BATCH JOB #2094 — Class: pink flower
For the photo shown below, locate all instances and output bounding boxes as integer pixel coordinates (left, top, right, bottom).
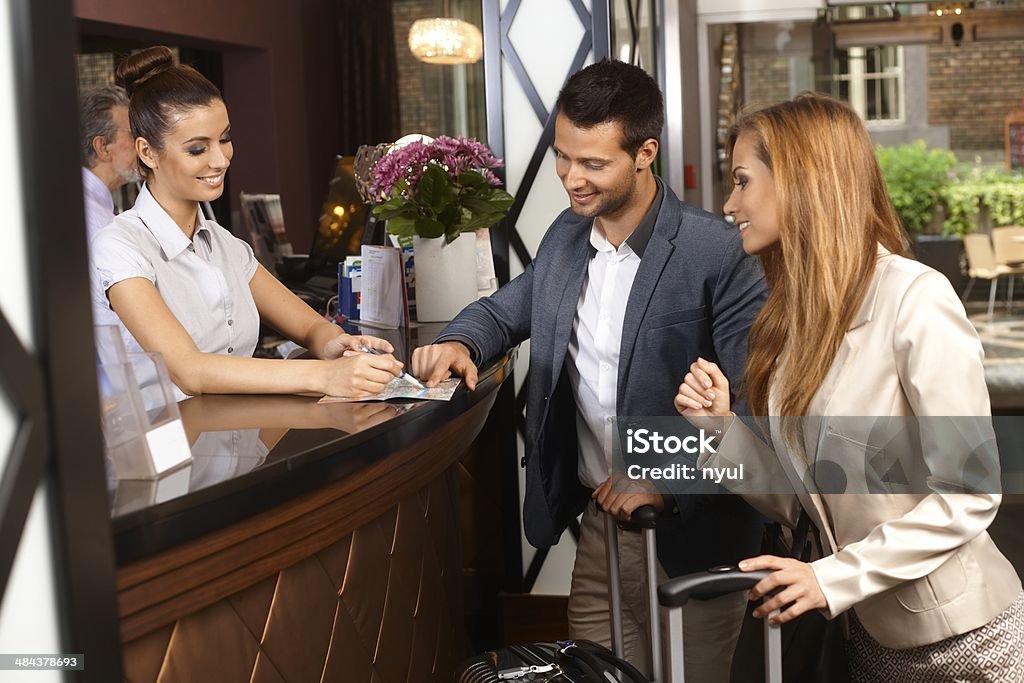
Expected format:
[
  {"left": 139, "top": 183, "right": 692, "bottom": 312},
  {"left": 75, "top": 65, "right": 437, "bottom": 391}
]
[{"left": 370, "top": 136, "right": 505, "bottom": 198}]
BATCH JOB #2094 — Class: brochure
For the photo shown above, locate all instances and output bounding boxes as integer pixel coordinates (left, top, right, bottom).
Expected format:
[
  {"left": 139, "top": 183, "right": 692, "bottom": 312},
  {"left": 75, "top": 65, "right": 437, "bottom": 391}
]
[{"left": 318, "top": 377, "right": 461, "bottom": 404}]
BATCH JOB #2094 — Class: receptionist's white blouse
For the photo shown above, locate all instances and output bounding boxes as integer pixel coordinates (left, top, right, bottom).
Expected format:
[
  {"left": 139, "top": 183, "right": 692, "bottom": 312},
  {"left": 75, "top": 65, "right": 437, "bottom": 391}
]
[{"left": 90, "top": 183, "right": 260, "bottom": 398}]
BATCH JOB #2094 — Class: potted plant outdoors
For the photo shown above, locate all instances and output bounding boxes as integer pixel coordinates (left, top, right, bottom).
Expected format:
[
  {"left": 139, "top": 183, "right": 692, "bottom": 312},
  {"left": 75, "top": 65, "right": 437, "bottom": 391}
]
[
  {"left": 876, "top": 141, "right": 962, "bottom": 291},
  {"left": 368, "top": 136, "right": 514, "bottom": 322},
  {"left": 942, "top": 167, "right": 1024, "bottom": 237}
]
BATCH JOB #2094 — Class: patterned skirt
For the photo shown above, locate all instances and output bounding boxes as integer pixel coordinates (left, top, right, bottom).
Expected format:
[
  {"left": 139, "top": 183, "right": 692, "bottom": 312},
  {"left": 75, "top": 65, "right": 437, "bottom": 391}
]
[{"left": 847, "top": 591, "right": 1024, "bottom": 682}]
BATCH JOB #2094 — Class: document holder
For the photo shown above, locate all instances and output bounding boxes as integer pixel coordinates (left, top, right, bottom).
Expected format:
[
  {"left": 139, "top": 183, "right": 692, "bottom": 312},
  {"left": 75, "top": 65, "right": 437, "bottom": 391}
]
[{"left": 95, "top": 326, "right": 192, "bottom": 480}]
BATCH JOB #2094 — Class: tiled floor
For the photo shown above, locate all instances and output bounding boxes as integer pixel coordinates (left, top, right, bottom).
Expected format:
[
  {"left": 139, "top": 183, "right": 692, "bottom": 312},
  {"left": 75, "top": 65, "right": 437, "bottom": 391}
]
[
  {"left": 962, "top": 300, "right": 1024, "bottom": 574},
  {"left": 958, "top": 301, "right": 1024, "bottom": 577},
  {"left": 966, "top": 300, "right": 1024, "bottom": 411}
]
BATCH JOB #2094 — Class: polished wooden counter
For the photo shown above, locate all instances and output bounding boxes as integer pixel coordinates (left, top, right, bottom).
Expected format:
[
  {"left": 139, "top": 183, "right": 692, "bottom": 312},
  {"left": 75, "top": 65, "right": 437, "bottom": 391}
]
[{"left": 112, "top": 348, "right": 513, "bottom": 683}]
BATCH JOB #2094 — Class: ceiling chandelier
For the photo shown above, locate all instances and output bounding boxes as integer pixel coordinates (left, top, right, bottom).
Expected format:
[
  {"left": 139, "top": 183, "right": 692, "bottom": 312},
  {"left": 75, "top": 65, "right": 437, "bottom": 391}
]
[{"left": 408, "top": 18, "right": 483, "bottom": 65}]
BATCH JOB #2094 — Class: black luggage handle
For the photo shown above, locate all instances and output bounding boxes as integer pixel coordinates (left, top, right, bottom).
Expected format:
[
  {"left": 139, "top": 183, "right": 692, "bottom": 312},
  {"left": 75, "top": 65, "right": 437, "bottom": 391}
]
[
  {"left": 604, "top": 503, "right": 661, "bottom": 677},
  {"left": 616, "top": 503, "right": 659, "bottom": 531},
  {"left": 659, "top": 567, "right": 782, "bottom": 683},
  {"left": 658, "top": 566, "right": 773, "bottom": 608}
]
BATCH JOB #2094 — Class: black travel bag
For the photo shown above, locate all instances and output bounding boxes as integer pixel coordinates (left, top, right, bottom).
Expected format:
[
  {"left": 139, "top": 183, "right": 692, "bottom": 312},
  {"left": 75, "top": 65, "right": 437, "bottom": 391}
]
[
  {"left": 456, "top": 507, "right": 787, "bottom": 683},
  {"left": 455, "top": 507, "right": 661, "bottom": 682}
]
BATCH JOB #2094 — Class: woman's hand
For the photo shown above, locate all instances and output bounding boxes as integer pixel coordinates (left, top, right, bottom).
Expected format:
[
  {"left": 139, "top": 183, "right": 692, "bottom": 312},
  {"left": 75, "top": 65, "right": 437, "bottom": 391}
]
[
  {"left": 322, "top": 332, "right": 393, "bottom": 360},
  {"left": 740, "top": 555, "right": 828, "bottom": 625},
  {"left": 674, "top": 357, "right": 732, "bottom": 418},
  {"left": 322, "top": 352, "right": 403, "bottom": 397}
]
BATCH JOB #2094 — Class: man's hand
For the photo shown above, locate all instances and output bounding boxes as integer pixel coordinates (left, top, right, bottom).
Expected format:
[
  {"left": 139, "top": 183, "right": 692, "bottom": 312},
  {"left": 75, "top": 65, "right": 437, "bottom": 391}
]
[
  {"left": 411, "top": 341, "right": 478, "bottom": 390},
  {"left": 592, "top": 475, "right": 665, "bottom": 522},
  {"left": 740, "top": 555, "right": 829, "bottom": 625}
]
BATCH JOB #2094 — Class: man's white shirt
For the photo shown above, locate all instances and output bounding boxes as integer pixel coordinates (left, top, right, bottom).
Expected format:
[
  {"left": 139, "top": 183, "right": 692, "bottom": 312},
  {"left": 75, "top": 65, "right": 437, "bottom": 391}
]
[
  {"left": 566, "top": 226, "right": 642, "bottom": 489},
  {"left": 82, "top": 167, "right": 115, "bottom": 245}
]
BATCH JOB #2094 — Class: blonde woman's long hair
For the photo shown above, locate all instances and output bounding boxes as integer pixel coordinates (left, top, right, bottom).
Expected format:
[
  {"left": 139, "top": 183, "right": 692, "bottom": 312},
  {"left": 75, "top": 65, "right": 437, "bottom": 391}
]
[{"left": 729, "top": 94, "right": 909, "bottom": 419}]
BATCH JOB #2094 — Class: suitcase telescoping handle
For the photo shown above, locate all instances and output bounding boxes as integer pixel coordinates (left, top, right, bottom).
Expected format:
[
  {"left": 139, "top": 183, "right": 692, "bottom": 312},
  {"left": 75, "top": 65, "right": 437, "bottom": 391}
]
[
  {"left": 658, "top": 566, "right": 783, "bottom": 683},
  {"left": 604, "top": 505, "right": 662, "bottom": 681}
]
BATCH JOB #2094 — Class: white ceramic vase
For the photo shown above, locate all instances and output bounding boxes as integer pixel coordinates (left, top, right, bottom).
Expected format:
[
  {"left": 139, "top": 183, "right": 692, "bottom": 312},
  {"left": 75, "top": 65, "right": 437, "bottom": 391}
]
[{"left": 412, "top": 233, "right": 479, "bottom": 322}]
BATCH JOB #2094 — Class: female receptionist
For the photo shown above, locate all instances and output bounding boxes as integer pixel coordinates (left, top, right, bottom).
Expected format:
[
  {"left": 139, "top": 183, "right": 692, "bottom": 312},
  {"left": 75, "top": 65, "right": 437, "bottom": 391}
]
[{"left": 90, "top": 46, "right": 401, "bottom": 398}]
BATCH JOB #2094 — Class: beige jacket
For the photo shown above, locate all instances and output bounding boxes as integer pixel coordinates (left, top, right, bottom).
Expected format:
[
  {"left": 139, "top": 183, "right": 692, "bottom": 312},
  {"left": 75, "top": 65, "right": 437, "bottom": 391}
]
[{"left": 710, "top": 251, "right": 1020, "bottom": 649}]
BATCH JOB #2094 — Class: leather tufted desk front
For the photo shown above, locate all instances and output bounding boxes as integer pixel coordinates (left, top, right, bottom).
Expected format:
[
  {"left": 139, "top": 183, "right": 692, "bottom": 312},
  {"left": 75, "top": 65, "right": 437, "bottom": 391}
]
[{"left": 111, "top": 349, "right": 514, "bottom": 683}]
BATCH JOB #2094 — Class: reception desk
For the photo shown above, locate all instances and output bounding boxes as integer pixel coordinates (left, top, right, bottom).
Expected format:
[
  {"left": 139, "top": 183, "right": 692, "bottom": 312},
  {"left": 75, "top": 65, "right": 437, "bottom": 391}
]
[{"left": 111, "top": 349, "right": 514, "bottom": 682}]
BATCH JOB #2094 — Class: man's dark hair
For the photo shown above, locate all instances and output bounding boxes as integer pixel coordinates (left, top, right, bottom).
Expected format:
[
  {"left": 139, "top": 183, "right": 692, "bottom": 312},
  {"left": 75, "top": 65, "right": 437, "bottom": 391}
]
[{"left": 555, "top": 59, "right": 664, "bottom": 157}]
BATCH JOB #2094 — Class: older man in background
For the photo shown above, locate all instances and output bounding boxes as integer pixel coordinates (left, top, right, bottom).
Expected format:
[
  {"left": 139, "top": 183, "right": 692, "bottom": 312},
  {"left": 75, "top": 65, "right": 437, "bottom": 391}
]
[{"left": 79, "top": 85, "right": 139, "bottom": 242}]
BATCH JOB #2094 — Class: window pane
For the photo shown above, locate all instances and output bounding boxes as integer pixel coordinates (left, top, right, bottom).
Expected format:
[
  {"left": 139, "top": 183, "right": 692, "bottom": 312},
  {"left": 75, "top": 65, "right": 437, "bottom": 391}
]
[
  {"left": 834, "top": 49, "right": 850, "bottom": 73},
  {"left": 837, "top": 79, "right": 850, "bottom": 101}
]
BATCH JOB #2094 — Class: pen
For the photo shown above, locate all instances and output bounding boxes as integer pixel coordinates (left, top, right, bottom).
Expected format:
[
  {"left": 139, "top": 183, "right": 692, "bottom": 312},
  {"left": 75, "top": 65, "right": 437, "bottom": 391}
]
[{"left": 358, "top": 347, "right": 426, "bottom": 389}]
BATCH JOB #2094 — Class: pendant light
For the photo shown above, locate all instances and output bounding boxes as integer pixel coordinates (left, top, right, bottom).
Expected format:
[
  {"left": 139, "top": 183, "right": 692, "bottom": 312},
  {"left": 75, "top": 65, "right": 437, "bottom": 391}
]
[{"left": 408, "top": 17, "right": 483, "bottom": 65}]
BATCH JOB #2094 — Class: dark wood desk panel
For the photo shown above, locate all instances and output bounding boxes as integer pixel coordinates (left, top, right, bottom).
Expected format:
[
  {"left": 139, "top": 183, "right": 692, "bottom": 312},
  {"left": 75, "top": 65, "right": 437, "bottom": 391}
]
[{"left": 114, "top": 353, "right": 513, "bottom": 682}]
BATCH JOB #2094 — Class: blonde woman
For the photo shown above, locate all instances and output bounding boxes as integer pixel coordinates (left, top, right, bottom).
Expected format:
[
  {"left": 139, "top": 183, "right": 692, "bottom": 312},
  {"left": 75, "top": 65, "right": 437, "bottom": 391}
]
[{"left": 675, "top": 94, "right": 1024, "bottom": 681}]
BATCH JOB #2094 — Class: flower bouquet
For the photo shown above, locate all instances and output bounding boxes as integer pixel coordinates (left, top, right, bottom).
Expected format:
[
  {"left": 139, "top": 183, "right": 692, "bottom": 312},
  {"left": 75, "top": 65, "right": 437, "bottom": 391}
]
[{"left": 366, "top": 136, "right": 514, "bottom": 243}]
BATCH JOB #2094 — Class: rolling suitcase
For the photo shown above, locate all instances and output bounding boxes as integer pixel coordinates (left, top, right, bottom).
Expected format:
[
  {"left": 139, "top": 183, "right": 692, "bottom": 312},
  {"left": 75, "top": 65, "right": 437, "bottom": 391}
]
[
  {"left": 455, "top": 506, "right": 662, "bottom": 683},
  {"left": 457, "top": 506, "right": 785, "bottom": 683},
  {"left": 608, "top": 507, "right": 785, "bottom": 683},
  {"left": 656, "top": 566, "right": 783, "bottom": 683}
]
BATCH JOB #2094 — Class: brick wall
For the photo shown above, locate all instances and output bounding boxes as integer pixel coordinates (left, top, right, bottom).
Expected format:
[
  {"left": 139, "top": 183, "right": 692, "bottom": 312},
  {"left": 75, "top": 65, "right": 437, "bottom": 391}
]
[
  {"left": 392, "top": 0, "right": 446, "bottom": 138},
  {"left": 744, "top": 55, "right": 791, "bottom": 110},
  {"left": 929, "top": 40, "right": 1024, "bottom": 153},
  {"left": 76, "top": 52, "right": 114, "bottom": 90}
]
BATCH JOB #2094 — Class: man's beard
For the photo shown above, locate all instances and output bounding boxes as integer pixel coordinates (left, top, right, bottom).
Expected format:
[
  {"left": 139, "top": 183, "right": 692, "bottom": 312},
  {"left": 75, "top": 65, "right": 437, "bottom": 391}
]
[
  {"left": 117, "top": 163, "right": 142, "bottom": 185},
  {"left": 569, "top": 175, "right": 635, "bottom": 219}
]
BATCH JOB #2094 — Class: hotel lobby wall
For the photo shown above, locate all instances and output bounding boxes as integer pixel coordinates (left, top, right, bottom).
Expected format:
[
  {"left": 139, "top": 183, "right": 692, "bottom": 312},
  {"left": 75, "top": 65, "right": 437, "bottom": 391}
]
[{"left": 72, "top": 0, "right": 346, "bottom": 254}]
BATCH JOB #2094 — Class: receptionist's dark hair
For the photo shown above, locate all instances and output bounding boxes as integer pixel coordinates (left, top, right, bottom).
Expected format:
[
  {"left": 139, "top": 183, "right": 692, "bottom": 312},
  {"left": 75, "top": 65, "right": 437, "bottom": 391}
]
[
  {"left": 555, "top": 59, "right": 664, "bottom": 157},
  {"left": 114, "top": 46, "right": 223, "bottom": 178}
]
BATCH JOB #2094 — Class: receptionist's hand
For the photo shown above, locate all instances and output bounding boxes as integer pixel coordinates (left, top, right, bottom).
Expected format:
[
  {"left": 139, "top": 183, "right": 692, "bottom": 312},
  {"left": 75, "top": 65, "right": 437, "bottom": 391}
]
[
  {"left": 323, "top": 352, "right": 403, "bottom": 397},
  {"left": 412, "top": 342, "right": 478, "bottom": 390},
  {"left": 323, "top": 332, "right": 394, "bottom": 360},
  {"left": 675, "top": 357, "right": 732, "bottom": 420}
]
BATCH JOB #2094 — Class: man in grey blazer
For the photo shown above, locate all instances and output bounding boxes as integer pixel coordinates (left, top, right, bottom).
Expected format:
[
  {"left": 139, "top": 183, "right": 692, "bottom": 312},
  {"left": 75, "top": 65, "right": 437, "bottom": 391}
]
[{"left": 413, "top": 60, "right": 766, "bottom": 679}]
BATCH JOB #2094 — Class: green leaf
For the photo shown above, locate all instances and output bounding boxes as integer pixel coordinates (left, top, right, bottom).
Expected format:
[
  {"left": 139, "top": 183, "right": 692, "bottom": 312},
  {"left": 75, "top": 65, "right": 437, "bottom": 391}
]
[
  {"left": 461, "top": 192, "right": 514, "bottom": 214},
  {"left": 445, "top": 224, "right": 462, "bottom": 244},
  {"left": 418, "top": 164, "right": 457, "bottom": 213},
  {"left": 374, "top": 202, "right": 416, "bottom": 221},
  {"left": 460, "top": 211, "right": 506, "bottom": 231},
  {"left": 457, "top": 170, "right": 489, "bottom": 188},
  {"left": 438, "top": 205, "right": 463, "bottom": 229},
  {"left": 414, "top": 217, "right": 446, "bottom": 239},
  {"left": 385, "top": 215, "right": 417, "bottom": 238},
  {"left": 490, "top": 190, "right": 515, "bottom": 211}
]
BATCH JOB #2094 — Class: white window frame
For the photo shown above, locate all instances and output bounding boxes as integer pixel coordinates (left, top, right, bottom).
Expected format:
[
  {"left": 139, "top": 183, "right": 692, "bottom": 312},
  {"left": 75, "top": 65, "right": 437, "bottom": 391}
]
[
  {"left": 827, "top": 44, "right": 906, "bottom": 125},
  {"left": 825, "top": 5, "right": 906, "bottom": 125}
]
